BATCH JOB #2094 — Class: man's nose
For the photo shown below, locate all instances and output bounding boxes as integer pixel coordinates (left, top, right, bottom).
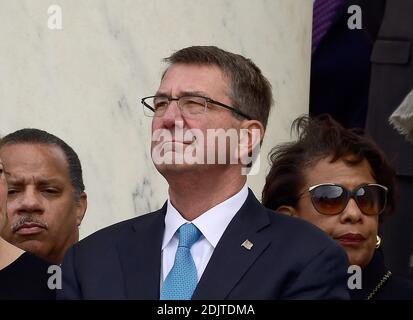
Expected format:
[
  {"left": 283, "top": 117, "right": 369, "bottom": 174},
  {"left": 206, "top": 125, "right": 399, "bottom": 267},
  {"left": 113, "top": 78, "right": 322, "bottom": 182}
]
[
  {"left": 161, "top": 100, "right": 184, "bottom": 128},
  {"left": 15, "top": 189, "right": 44, "bottom": 214}
]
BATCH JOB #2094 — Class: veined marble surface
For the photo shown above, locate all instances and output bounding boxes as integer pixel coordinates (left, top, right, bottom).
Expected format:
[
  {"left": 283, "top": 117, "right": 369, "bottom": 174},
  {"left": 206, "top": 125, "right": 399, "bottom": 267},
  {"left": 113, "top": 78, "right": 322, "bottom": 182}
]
[{"left": 0, "top": 0, "right": 312, "bottom": 238}]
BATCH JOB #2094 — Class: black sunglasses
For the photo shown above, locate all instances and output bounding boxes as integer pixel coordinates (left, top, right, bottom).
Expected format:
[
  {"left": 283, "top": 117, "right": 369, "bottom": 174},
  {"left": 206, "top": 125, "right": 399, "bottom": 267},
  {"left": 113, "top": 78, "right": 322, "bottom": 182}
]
[{"left": 302, "top": 183, "right": 388, "bottom": 216}]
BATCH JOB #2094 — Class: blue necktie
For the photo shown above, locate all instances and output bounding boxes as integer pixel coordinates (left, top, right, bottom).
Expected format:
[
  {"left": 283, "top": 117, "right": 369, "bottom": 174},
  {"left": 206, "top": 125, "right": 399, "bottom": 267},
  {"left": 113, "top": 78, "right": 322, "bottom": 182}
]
[{"left": 160, "top": 223, "right": 201, "bottom": 300}]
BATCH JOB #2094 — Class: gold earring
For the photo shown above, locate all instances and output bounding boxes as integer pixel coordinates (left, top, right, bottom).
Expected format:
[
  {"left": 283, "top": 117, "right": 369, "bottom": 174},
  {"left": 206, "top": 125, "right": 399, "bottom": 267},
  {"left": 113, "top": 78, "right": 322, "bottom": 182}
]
[{"left": 375, "top": 235, "right": 381, "bottom": 249}]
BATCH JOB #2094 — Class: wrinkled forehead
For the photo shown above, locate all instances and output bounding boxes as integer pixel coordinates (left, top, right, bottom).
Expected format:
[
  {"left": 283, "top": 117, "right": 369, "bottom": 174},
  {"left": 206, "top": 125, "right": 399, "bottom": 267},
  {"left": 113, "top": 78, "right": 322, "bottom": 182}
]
[
  {"left": 0, "top": 143, "right": 70, "bottom": 182},
  {"left": 158, "top": 63, "right": 230, "bottom": 97},
  {"left": 161, "top": 62, "right": 228, "bottom": 79}
]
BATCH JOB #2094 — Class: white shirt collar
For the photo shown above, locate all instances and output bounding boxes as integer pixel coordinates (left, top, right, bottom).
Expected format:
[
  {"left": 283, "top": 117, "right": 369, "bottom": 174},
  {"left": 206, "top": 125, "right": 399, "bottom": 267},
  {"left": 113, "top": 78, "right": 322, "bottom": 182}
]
[{"left": 162, "top": 183, "right": 249, "bottom": 250}]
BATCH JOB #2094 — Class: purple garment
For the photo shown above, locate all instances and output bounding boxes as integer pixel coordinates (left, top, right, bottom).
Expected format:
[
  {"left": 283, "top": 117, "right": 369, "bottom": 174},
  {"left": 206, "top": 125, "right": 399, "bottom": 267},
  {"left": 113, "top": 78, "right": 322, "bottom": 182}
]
[{"left": 312, "top": 0, "right": 344, "bottom": 54}]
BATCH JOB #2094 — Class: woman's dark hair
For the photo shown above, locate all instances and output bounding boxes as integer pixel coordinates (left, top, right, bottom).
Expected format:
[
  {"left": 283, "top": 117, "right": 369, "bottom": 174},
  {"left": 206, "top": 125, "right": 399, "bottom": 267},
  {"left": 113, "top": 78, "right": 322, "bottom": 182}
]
[{"left": 262, "top": 115, "right": 397, "bottom": 222}]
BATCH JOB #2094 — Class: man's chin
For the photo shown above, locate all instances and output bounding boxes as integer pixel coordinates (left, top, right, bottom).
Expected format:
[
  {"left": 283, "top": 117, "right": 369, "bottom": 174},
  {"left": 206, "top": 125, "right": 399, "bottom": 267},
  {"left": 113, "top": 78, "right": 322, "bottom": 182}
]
[
  {"left": 156, "top": 160, "right": 216, "bottom": 178},
  {"left": 11, "top": 238, "right": 49, "bottom": 257},
  {"left": 156, "top": 162, "right": 199, "bottom": 173}
]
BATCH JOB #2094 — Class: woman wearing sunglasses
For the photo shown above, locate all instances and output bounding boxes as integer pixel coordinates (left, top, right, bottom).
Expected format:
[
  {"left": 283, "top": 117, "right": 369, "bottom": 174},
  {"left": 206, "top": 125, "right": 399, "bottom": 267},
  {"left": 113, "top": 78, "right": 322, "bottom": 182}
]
[{"left": 262, "top": 115, "right": 413, "bottom": 300}]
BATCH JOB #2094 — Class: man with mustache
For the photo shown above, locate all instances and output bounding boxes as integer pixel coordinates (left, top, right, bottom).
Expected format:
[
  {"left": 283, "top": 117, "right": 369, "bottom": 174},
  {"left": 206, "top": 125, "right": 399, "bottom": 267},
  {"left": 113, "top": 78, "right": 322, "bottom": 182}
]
[
  {"left": 0, "top": 129, "right": 87, "bottom": 264},
  {"left": 0, "top": 156, "right": 55, "bottom": 299},
  {"left": 59, "top": 46, "right": 349, "bottom": 299}
]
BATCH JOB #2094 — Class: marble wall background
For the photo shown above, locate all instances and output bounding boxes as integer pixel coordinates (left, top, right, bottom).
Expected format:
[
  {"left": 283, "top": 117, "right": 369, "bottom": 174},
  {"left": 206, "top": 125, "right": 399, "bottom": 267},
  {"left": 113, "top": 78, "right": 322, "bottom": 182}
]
[{"left": 0, "top": 0, "right": 312, "bottom": 238}]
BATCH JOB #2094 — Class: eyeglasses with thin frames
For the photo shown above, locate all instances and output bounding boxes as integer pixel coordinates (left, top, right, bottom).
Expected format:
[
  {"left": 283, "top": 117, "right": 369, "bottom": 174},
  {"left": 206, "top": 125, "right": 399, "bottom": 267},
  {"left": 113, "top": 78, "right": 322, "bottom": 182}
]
[{"left": 141, "top": 95, "right": 252, "bottom": 120}]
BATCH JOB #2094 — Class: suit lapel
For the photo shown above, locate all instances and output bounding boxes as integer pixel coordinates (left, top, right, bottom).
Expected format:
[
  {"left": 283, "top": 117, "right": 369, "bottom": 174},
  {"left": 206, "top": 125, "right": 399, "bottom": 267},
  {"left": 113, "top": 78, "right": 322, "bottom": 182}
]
[
  {"left": 116, "top": 205, "right": 166, "bottom": 299},
  {"left": 192, "top": 190, "right": 271, "bottom": 300}
]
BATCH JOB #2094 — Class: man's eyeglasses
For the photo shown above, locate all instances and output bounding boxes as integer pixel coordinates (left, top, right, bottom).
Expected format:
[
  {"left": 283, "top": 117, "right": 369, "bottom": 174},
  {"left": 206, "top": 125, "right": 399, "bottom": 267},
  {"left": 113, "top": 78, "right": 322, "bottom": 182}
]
[
  {"left": 141, "top": 95, "right": 252, "bottom": 120},
  {"left": 302, "top": 183, "right": 388, "bottom": 216}
]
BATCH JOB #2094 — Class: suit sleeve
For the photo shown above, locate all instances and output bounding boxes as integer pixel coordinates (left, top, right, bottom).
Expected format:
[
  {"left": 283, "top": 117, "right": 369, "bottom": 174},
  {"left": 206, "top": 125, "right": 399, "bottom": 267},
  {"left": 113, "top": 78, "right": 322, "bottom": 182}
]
[
  {"left": 57, "top": 246, "right": 83, "bottom": 300},
  {"left": 282, "top": 242, "right": 350, "bottom": 300}
]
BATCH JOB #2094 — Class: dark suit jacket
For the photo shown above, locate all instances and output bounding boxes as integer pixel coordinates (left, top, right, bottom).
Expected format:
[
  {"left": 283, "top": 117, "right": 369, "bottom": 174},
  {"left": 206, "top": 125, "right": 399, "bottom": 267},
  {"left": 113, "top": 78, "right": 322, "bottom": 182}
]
[
  {"left": 364, "top": 0, "right": 413, "bottom": 176},
  {"left": 58, "top": 190, "right": 350, "bottom": 300}
]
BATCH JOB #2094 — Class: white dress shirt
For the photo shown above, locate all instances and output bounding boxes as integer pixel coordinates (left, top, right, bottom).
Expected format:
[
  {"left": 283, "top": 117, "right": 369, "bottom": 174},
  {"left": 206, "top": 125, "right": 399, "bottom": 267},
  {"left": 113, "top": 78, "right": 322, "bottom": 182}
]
[{"left": 161, "top": 183, "right": 249, "bottom": 286}]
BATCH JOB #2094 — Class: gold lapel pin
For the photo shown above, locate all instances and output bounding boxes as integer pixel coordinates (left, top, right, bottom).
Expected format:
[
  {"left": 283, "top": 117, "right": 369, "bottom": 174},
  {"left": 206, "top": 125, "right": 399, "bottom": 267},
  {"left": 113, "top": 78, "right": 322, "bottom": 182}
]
[{"left": 241, "top": 239, "right": 253, "bottom": 250}]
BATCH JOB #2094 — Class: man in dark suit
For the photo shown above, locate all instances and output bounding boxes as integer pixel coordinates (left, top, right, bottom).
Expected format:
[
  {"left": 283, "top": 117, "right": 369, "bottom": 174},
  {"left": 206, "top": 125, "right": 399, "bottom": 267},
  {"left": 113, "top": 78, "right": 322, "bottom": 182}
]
[
  {"left": 59, "top": 46, "right": 349, "bottom": 300},
  {"left": 363, "top": 0, "right": 413, "bottom": 279}
]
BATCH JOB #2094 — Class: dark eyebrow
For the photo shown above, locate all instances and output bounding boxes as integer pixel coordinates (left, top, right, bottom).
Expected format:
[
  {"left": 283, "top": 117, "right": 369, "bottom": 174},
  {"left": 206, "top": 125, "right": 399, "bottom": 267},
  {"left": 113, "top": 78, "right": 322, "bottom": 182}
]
[
  {"left": 179, "top": 91, "right": 209, "bottom": 97},
  {"left": 6, "top": 176, "right": 63, "bottom": 186},
  {"left": 4, "top": 176, "right": 24, "bottom": 184},
  {"left": 36, "top": 178, "right": 63, "bottom": 186}
]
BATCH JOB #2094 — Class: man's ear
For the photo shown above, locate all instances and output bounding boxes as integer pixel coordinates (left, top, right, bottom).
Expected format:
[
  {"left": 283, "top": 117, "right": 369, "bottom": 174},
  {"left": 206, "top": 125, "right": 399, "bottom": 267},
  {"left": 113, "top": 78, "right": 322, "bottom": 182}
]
[
  {"left": 238, "top": 120, "right": 265, "bottom": 165},
  {"left": 76, "top": 192, "right": 87, "bottom": 226},
  {"left": 276, "top": 205, "right": 298, "bottom": 217}
]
